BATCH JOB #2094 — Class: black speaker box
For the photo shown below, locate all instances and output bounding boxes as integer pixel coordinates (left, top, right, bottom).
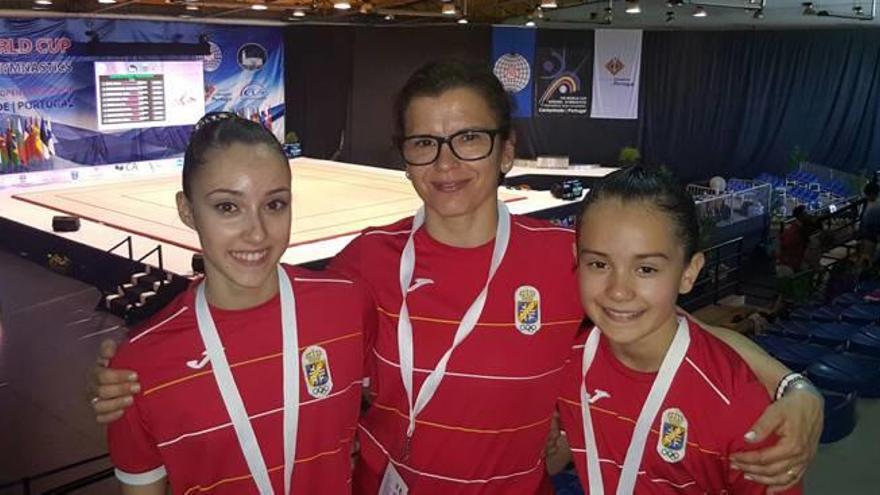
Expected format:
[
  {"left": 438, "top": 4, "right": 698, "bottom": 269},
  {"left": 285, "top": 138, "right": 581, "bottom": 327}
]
[
  {"left": 192, "top": 254, "right": 205, "bottom": 273},
  {"left": 52, "top": 215, "right": 80, "bottom": 232}
]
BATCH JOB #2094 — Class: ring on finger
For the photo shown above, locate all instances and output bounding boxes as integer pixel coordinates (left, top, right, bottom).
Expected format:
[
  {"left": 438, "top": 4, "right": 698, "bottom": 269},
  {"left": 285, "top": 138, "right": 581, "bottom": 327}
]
[
  {"left": 786, "top": 467, "right": 798, "bottom": 478},
  {"left": 90, "top": 396, "right": 100, "bottom": 405}
]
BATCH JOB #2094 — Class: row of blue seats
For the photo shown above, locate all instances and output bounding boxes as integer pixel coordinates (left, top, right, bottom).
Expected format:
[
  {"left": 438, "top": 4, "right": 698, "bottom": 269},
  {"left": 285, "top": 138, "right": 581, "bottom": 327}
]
[
  {"left": 755, "top": 172, "right": 852, "bottom": 197},
  {"left": 754, "top": 289, "right": 880, "bottom": 443}
]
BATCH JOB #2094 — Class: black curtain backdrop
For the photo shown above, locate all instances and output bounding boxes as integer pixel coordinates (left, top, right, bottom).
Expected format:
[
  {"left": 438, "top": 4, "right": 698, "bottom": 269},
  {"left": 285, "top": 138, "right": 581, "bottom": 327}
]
[
  {"left": 284, "top": 26, "right": 354, "bottom": 159},
  {"left": 640, "top": 29, "right": 880, "bottom": 181},
  {"left": 346, "top": 26, "right": 491, "bottom": 169},
  {"left": 285, "top": 27, "right": 880, "bottom": 180}
]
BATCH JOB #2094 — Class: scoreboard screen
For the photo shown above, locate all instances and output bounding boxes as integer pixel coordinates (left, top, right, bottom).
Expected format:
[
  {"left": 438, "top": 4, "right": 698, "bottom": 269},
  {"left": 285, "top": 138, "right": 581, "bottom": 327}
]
[{"left": 95, "top": 60, "right": 205, "bottom": 132}]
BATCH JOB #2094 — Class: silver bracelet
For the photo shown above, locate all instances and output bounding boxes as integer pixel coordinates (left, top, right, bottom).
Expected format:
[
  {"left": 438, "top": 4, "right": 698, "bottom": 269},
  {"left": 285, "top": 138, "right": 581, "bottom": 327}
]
[{"left": 775, "top": 372, "right": 822, "bottom": 401}]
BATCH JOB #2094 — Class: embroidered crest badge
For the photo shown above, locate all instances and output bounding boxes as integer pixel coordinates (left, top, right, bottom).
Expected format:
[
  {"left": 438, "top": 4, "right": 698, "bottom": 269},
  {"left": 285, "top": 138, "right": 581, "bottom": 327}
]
[
  {"left": 301, "top": 345, "right": 333, "bottom": 399},
  {"left": 657, "top": 407, "right": 688, "bottom": 463},
  {"left": 515, "top": 285, "right": 541, "bottom": 335}
]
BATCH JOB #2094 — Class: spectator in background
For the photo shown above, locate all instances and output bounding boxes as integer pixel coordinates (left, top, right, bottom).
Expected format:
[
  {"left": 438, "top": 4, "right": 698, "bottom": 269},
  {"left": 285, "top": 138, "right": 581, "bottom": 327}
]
[
  {"left": 858, "top": 179, "right": 880, "bottom": 268},
  {"left": 777, "top": 205, "right": 815, "bottom": 275}
]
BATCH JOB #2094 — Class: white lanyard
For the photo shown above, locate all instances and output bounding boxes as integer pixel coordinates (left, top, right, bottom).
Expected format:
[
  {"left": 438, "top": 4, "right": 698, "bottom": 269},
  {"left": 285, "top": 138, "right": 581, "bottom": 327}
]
[
  {"left": 195, "top": 265, "right": 299, "bottom": 495},
  {"left": 580, "top": 316, "right": 690, "bottom": 495},
  {"left": 396, "top": 201, "right": 511, "bottom": 455}
]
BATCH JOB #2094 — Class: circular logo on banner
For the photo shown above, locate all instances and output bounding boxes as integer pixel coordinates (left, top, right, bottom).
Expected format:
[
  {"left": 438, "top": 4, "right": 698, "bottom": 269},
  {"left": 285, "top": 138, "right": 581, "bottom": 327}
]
[
  {"left": 237, "top": 43, "right": 267, "bottom": 71},
  {"left": 493, "top": 53, "right": 531, "bottom": 93},
  {"left": 240, "top": 83, "right": 267, "bottom": 99},
  {"left": 203, "top": 41, "right": 223, "bottom": 72}
]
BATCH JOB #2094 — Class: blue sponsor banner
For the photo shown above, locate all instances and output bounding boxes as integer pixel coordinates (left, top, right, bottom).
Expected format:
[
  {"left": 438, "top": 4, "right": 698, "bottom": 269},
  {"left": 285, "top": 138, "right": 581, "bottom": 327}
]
[
  {"left": 491, "top": 27, "right": 535, "bottom": 119},
  {"left": 0, "top": 17, "right": 284, "bottom": 176}
]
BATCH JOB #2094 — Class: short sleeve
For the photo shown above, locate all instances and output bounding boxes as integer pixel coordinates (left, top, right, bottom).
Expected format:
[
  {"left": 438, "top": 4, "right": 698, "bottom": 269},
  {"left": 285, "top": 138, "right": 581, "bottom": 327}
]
[{"left": 107, "top": 394, "right": 167, "bottom": 486}]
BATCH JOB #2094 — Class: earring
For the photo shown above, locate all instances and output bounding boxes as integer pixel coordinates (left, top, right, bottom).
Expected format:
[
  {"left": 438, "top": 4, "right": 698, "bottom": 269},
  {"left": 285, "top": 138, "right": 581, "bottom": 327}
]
[{"left": 405, "top": 171, "right": 412, "bottom": 180}]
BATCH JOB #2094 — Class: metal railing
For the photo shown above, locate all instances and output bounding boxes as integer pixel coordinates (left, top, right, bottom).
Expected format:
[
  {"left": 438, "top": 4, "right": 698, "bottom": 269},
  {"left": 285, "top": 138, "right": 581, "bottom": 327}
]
[
  {"left": 681, "top": 236, "right": 745, "bottom": 310},
  {"left": 106, "top": 235, "right": 133, "bottom": 260}
]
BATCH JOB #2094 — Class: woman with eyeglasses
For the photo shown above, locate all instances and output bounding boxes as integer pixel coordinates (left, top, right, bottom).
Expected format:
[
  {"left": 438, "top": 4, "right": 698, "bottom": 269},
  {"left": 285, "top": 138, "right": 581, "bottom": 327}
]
[{"left": 93, "top": 61, "right": 821, "bottom": 494}]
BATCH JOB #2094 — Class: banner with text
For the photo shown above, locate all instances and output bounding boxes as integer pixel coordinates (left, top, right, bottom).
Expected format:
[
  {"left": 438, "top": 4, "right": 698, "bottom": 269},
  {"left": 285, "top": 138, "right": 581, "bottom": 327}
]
[
  {"left": 535, "top": 30, "right": 591, "bottom": 116},
  {"left": 591, "top": 29, "right": 642, "bottom": 120},
  {"left": 0, "top": 17, "right": 284, "bottom": 184}
]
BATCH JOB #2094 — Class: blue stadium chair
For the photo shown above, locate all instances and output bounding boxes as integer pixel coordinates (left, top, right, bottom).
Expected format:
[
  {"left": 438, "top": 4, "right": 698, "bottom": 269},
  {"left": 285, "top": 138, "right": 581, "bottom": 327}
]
[
  {"left": 809, "top": 322, "right": 861, "bottom": 348},
  {"left": 841, "top": 304, "right": 880, "bottom": 325},
  {"left": 551, "top": 467, "right": 583, "bottom": 495},
  {"left": 854, "top": 280, "right": 880, "bottom": 294},
  {"left": 807, "top": 353, "right": 880, "bottom": 397},
  {"left": 767, "top": 320, "right": 813, "bottom": 341},
  {"left": 789, "top": 307, "right": 816, "bottom": 321},
  {"left": 820, "top": 391, "right": 858, "bottom": 444},
  {"left": 848, "top": 326, "right": 880, "bottom": 358},
  {"left": 833, "top": 292, "right": 864, "bottom": 307},
  {"left": 810, "top": 307, "right": 841, "bottom": 323},
  {"left": 753, "top": 335, "right": 802, "bottom": 355},
  {"left": 773, "top": 342, "right": 834, "bottom": 372}
]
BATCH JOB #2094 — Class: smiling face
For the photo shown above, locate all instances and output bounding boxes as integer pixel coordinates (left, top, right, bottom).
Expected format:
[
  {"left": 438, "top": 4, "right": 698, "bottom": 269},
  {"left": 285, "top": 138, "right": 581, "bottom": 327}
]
[
  {"left": 402, "top": 87, "right": 515, "bottom": 232},
  {"left": 577, "top": 198, "right": 704, "bottom": 369},
  {"left": 177, "top": 141, "right": 291, "bottom": 309}
]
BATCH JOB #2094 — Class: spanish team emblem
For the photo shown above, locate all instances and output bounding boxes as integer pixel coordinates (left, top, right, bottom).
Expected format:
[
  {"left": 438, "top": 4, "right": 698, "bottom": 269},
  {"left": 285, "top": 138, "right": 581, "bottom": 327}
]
[
  {"left": 301, "top": 345, "right": 333, "bottom": 399},
  {"left": 514, "top": 285, "right": 541, "bottom": 335},
  {"left": 657, "top": 407, "right": 688, "bottom": 463}
]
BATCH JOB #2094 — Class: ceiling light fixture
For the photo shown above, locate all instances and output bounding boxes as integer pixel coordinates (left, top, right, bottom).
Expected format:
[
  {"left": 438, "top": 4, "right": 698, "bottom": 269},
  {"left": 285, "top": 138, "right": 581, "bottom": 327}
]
[
  {"left": 441, "top": 3, "right": 457, "bottom": 15},
  {"left": 384, "top": 14, "right": 394, "bottom": 20},
  {"left": 333, "top": 0, "right": 352, "bottom": 10},
  {"left": 359, "top": 2, "right": 374, "bottom": 14},
  {"left": 625, "top": 0, "right": 641, "bottom": 14},
  {"left": 251, "top": 2, "right": 268, "bottom": 11},
  {"left": 186, "top": 4, "right": 199, "bottom": 11},
  {"left": 458, "top": 17, "right": 468, "bottom": 24},
  {"left": 293, "top": 8, "right": 306, "bottom": 16},
  {"left": 35, "top": 0, "right": 53, "bottom": 5},
  {"left": 541, "top": 0, "right": 558, "bottom": 8},
  {"left": 97, "top": 0, "right": 117, "bottom": 4},
  {"left": 692, "top": 5, "right": 707, "bottom": 17},
  {"left": 525, "top": 19, "right": 536, "bottom": 26}
]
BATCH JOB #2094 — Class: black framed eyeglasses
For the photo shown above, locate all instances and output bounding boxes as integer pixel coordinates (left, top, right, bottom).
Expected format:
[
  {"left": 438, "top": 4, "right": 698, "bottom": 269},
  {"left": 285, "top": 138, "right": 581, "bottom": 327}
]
[{"left": 399, "top": 128, "right": 501, "bottom": 166}]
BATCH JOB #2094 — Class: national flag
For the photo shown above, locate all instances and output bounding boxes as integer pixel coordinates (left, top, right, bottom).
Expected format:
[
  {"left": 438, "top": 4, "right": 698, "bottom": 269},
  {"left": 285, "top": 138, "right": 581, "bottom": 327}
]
[
  {"left": 32, "top": 119, "right": 49, "bottom": 161},
  {"left": 40, "top": 117, "right": 48, "bottom": 145},
  {"left": 263, "top": 108, "right": 273, "bottom": 131},
  {"left": 7, "top": 124, "right": 20, "bottom": 166},
  {"left": 15, "top": 118, "right": 28, "bottom": 166},
  {"left": 0, "top": 132, "right": 7, "bottom": 170},
  {"left": 45, "top": 119, "right": 56, "bottom": 156}
]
